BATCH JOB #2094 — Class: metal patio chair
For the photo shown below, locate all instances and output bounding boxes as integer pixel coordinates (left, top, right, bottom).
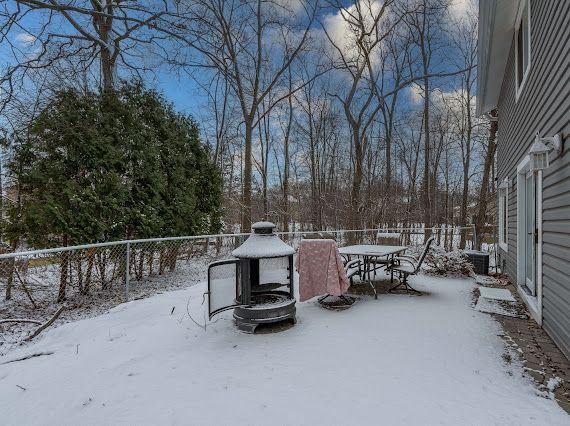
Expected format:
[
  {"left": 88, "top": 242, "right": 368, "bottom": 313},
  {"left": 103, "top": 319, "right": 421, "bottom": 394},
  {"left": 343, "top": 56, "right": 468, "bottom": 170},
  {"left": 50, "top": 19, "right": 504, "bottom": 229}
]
[
  {"left": 318, "top": 256, "right": 363, "bottom": 309},
  {"left": 388, "top": 236, "right": 435, "bottom": 294},
  {"left": 366, "top": 232, "right": 403, "bottom": 278}
]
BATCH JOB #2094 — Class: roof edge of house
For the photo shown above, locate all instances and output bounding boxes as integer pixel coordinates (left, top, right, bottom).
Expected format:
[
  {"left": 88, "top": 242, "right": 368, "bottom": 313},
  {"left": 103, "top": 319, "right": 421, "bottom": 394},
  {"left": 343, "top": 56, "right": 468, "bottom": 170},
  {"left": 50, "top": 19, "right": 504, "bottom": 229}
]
[{"left": 477, "top": 0, "right": 520, "bottom": 116}]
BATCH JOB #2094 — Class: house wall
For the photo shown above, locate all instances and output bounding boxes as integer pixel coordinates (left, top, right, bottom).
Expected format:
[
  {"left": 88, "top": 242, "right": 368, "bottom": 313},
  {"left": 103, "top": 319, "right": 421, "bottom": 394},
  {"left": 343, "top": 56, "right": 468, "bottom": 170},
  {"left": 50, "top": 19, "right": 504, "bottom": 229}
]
[{"left": 496, "top": 0, "right": 570, "bottom": 359}]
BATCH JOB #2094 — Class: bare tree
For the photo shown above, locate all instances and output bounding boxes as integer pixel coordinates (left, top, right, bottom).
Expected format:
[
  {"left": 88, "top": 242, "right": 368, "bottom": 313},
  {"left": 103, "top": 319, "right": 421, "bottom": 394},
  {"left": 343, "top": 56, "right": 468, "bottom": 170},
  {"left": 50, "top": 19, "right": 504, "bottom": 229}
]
[
  {"left": 447, "top": 4, "right": 479, "bottom": 249},
  {"left": 281, "top": 67, "right": 294, "bottom": 232},
  {"left": 405, "top": 0, "right": 446, "bottom": 238},
  {"left": 377, "top": 30, "right": 413, "bottom": 225},
  {"left": 254, "top": 97, "right": 273, "bottom": 218},
  {"left": 1, "top": 0, "right": 193, "bottom": 110},
  {"left": 395, "top": 111, "right": 423, "bottom": 243},
  {"left": 322, "top": 0, "right": 404, "bottom": 230},
  {"left": 474, "top": 109, "right": 497, "bottom": 250},
  {"left": 183, "top": 0, "right": 319, "bottom": 231},
  {"left": 295, "top": 73, "right": 345, "bottom": 230}
]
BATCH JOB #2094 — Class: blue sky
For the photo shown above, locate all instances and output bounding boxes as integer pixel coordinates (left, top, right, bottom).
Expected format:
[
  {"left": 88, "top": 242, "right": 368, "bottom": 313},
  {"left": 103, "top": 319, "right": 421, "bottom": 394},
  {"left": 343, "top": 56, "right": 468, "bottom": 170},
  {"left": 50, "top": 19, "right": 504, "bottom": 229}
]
[
  {"left": 1, "top": 0, "right": 475, "bottom": 103},
  {"left": 154, "top": 69, "right": 204, "bottom": 117},
  {"left": 0, "top": 0, "right": 477, "bottom": 141}
]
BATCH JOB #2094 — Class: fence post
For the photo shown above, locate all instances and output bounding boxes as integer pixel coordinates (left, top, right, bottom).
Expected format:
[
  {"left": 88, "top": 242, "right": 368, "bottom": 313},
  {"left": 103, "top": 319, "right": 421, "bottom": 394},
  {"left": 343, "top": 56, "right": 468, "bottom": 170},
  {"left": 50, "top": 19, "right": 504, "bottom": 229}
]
[{"left": 125, "top": 242, "right": 131, "bottom": 301}]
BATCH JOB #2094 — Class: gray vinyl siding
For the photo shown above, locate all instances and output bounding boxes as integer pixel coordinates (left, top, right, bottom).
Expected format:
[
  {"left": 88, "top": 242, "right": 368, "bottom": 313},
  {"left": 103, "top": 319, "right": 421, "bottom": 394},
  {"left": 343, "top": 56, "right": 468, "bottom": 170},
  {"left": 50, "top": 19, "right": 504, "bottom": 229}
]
[{"left": 496, "top": 0, "right": 570, "bottom": 359}]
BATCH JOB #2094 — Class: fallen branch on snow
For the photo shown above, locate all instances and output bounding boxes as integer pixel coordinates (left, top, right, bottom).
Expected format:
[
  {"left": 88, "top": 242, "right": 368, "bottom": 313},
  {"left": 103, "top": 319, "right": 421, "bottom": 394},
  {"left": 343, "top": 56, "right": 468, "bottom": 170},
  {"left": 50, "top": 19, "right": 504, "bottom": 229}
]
[
  {"left": 25, "top": 306, "right": 65, "bottom": 342},
  {"left": 0, "top": 319, "right": 42, "bottom": 325},
  {"left": 1, "top": 351, "right": 54, "bottom": 365}
]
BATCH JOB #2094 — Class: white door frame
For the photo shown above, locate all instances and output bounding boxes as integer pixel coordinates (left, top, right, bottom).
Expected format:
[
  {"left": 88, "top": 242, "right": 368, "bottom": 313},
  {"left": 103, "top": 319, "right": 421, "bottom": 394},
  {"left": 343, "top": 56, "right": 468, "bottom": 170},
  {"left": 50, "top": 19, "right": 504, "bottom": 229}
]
[{"left": 516, "top": 156, "right": 543, "bottom": 324}]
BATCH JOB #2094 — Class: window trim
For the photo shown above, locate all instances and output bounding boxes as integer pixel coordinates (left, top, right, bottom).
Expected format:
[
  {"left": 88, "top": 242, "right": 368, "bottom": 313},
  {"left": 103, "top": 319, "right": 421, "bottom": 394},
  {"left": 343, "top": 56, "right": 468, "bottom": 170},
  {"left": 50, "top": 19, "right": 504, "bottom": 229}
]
[
  {"left": 498, "top": 178, "right": 509, "bottom": 252},
  {"left": 515, "top": 0, "right": 531, "bottom": 101}
]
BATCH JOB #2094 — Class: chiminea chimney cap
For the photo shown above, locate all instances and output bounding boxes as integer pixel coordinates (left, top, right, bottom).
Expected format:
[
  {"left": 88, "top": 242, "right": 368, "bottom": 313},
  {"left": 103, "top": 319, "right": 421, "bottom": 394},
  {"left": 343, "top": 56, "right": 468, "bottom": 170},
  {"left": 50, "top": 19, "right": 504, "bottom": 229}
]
[
  {"left": 252, "top": 221, "right": 276, "bottom": 234},
  {"left": 232, "top": 221, "right": 295, "bottom": 258}
]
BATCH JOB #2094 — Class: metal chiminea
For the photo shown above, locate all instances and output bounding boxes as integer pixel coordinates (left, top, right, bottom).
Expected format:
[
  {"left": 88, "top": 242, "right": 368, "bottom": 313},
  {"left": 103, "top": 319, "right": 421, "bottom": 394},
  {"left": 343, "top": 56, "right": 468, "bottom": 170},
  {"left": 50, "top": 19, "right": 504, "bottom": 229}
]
[{"left": 207, "top": 222, "right": 296, "bottom": 333}]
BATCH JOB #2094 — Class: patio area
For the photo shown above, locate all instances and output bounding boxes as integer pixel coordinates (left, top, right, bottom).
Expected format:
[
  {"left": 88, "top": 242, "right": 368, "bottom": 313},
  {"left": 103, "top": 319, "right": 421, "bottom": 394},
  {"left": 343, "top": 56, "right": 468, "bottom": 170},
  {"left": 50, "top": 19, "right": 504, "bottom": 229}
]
[{"left": 0, "top": 273, "right": 568, "bottom": 425}]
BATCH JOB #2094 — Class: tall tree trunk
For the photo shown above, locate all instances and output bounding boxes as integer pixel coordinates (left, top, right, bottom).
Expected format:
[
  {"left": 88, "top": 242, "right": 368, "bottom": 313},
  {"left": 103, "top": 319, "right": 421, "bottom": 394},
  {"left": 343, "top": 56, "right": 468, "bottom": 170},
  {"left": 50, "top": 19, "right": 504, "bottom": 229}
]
[
  {"left": 101, "top": 46, "right": 114, "bottom": 91},
  {"left": 241, "top": 121, "right": 253, "bottom": 231},
  {"left": 58, "top": 234, "right": 69, "bottom": 302},
  {"left": 350, "top": 129, "right": 364, "bottom": 233},
  {"left": 282, "top": 73, "right": 293, "bottom": 232},
  {"left": 93, "top": 0, "right": 115, "bottom": 91},
  {"left": 422, "top": 74, "right": 431, "bottom": 239},
  {"left": 459, "top": 159, "right": 470, "bottom": 249},
  {"left": 308, "top": 108, "right": 320, "bottom": 230},
  {"left": 474, "top": 109, "right": 498, "bottom": 250},
  {"left": 4, "top": 238, "right": 18, "bottom": 300},
  {"left": 282, "top": 130, "right": 290, "bottom": 231},
  {"left": 444, "top": 146, "right": 450, "bottom": 250},
  {"left": 460, "top": 77, "right": 474, "bottom": 249},
  {"left": 417, "top": 2, "right": 433, "bottom": 240}
]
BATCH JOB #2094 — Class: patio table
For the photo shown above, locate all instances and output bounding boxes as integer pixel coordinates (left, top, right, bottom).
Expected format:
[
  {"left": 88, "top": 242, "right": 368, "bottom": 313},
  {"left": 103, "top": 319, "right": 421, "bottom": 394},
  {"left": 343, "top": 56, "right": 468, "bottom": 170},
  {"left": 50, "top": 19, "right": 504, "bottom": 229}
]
[{"left": 338, "top": 245, "right": 407, "bottom": 298}]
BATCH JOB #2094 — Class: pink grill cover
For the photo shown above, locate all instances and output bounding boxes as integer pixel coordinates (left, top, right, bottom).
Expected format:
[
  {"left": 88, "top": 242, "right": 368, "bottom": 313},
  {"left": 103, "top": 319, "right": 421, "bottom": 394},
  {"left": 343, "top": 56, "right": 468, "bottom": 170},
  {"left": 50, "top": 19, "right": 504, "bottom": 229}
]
[{"left": 296, "top": 239, "right": 350, "bottom": 302}]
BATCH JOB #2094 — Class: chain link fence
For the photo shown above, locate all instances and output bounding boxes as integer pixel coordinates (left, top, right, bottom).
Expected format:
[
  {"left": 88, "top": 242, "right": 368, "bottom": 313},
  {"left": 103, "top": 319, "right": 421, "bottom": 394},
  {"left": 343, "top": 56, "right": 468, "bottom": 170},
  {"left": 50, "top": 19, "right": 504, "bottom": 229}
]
[
  {"left": 0, "top": 225, "right": 488, "bottom": 352},
  {"left": 0, "top": 225, "right": 484, "bottom": 304}
]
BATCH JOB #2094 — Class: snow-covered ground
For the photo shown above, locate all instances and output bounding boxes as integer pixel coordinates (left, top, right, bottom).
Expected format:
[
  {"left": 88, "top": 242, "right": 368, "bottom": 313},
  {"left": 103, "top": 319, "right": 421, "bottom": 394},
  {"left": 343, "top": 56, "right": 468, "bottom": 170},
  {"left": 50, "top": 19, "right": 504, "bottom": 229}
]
[{"left": 1, "top": 275, "right": 568, "bottom": 425}]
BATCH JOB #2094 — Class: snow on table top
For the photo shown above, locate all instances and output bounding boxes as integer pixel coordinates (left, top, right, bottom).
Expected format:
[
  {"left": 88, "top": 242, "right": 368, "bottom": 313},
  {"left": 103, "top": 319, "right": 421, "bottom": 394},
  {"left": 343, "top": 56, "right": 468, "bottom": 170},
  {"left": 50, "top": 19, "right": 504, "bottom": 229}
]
[
  {"left": 479, "top": 286, "right": 516, "bottom": 302},
  {"left": 1, "top": 276, "right": 568, "bottom": 425},
  {"left": 338, "top": 244, "right": 407, "bottom": 256}
]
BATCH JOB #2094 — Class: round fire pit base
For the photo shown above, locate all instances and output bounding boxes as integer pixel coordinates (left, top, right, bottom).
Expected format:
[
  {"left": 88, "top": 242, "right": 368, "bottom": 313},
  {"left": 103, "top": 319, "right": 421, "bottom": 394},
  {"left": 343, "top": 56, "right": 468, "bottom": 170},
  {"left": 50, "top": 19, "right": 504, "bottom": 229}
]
[{"left": 233, "top": 293, "right": 296, "bottom": 334}]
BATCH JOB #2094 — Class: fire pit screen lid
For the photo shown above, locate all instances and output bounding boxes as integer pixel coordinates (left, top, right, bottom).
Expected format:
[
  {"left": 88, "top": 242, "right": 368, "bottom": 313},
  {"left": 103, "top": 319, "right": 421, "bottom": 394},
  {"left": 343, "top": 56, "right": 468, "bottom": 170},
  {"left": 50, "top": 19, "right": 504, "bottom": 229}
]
[{"left": 232, "top": 221, "right": 295, "bottom": 259}]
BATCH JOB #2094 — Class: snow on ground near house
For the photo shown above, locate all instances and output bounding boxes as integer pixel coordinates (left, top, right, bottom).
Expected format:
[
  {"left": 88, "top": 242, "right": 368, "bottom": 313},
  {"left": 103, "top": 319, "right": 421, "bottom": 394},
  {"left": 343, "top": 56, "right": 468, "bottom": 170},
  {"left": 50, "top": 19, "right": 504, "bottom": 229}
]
[
  {"left": 478, "top": 286, "right": 516, "bottom": 302},
  {"left": 1, "top": 275, "right": 568, "bottom": 425},
  {"left": 474, "top": 296, "right": 525, "bottom": 319}
]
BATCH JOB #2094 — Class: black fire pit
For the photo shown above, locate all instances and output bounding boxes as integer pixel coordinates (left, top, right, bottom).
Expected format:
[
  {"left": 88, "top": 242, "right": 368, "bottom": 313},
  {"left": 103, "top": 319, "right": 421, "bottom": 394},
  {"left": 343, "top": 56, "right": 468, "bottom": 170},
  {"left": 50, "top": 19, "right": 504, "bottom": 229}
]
[{"left": 207, "top": 222, "right": 296, "bottom": 333}]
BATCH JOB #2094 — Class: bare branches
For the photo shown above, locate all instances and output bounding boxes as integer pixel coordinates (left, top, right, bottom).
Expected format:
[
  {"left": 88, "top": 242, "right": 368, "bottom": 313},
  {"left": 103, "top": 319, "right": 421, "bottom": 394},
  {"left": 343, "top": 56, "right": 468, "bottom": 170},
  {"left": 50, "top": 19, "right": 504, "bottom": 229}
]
[
  {"left": 183, "top": 0, "right": 319, "bottom": 230},
  {"left": 0, "top": 0, "right": 196, "bottom": 111},
  {"left": 24, "top": 306, "right": 64, "bottom": 341}
]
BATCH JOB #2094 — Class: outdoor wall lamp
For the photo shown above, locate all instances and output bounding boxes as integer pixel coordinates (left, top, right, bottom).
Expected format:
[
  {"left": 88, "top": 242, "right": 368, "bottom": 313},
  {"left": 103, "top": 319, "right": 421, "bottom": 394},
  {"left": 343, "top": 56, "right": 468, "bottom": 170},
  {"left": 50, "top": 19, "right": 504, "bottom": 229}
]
[{"left": 529, "top": 133, "right": 563, "bottom": 172}]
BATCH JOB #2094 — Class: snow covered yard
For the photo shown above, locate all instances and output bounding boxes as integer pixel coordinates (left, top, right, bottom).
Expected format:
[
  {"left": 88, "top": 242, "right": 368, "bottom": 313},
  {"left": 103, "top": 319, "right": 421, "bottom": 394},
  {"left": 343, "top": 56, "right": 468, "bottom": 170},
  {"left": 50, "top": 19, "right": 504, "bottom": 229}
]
[{"left": 0, "top": 275, "right": 568, "bottom": 425}]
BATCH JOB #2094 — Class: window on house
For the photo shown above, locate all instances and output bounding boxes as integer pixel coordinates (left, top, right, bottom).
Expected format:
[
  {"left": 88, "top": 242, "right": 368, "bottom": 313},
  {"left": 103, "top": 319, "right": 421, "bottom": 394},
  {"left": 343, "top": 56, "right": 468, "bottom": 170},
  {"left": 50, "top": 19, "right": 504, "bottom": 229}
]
[
  {"left": 498, "top": 185, "right": 509, "bottom": 251},
  {"left": 515, "top": 0, "right": 531, "bottom": 92}
]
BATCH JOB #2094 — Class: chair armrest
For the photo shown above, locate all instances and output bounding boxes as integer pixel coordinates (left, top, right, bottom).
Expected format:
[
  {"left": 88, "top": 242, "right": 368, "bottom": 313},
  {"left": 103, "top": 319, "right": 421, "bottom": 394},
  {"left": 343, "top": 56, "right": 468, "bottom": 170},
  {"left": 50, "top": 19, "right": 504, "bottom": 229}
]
[
  {"left": 398, "top": 254, "right": 418, "bottom": 261},
  {"left": 345, "top": 258, "right": 363, "bottom": 280},
  {"left": 391, "top": 257, "right": 417, "bottom": 268},
  {"left": 345, "top": 258, "right": 363, "bottom": 270}
]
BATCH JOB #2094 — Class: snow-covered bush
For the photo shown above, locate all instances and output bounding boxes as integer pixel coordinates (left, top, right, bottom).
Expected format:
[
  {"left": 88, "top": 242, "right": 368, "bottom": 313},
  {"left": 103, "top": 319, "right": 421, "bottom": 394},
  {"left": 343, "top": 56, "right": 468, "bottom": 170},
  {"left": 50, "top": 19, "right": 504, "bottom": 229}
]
[{"left": 423, "top": 245, "right": 475, "bottom": 277}]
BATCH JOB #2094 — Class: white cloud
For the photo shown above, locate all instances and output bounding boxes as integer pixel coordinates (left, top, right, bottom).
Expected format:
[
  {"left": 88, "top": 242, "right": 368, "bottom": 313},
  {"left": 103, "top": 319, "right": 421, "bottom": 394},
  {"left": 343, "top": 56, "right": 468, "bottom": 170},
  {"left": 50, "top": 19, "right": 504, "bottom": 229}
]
[
  {"left": 447, "top": 0, "right": 477, "bottom": 24},
  {"left": 15, "top": 33, "right": 37, "bottom": 46},
  {"left": 432, "top": 87, "right": 477, "bottom": 114},
  {"left": 407, "top": 84, "right": 424, "bottom": 105},
  {"left": 322, "top": 0, "right": 387, "bottom": 68},
  {"left": 407, "top": 85, "right": 477, "bottom": 113}
]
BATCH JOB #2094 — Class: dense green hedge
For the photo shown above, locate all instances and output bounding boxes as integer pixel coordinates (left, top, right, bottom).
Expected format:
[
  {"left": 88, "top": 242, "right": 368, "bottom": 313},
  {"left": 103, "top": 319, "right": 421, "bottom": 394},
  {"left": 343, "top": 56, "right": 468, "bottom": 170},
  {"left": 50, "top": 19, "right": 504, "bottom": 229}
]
[{"left": 6, "top": 82, "right": 222, "bottom": 248}]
